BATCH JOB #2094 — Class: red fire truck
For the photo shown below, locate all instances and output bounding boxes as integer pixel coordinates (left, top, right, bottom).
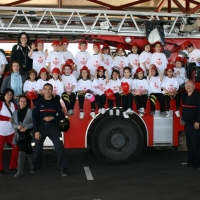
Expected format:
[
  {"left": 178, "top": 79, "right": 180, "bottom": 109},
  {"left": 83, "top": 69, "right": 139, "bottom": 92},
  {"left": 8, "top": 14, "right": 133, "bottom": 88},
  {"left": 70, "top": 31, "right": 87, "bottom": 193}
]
[{"left": 0, "top": 6, "right": 200, "bottom": 164}]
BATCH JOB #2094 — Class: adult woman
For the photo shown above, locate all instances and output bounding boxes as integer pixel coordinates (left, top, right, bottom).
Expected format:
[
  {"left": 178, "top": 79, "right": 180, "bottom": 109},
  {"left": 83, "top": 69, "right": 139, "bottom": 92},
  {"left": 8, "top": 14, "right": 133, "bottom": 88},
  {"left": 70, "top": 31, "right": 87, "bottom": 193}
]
[
  {"left": 0, "top": 88, "right": 18, "bottom": 175},
  {"left": 12, "top": 95, "right": 33, "bottom": 177},
  {"left": 10, "top": 32, "right": 33, "bottom": 77},
  {"left": 1, "top": 61, "right": 26, "bottom": 101}
]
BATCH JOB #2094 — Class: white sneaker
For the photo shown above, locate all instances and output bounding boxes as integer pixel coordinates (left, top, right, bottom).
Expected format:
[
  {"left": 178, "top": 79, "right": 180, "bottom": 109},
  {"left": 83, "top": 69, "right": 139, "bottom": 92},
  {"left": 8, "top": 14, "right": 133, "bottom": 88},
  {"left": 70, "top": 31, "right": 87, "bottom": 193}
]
[
  {"left": 140, "top": 107, "right": 145, "bottom": 114},
  {"left": 139, "top": 112, "right": 144, "bottom": 117},
  {"left": 109, "top": 109, "right": 114, "bottom": 116},
  {"left": 166, "top": 111, "right": 170, "bottom": 118},
  {"left": 98, "top": 109, "right": 102, "bottom": 114},
  {"left": 90, "top": 112, "right": 96, "bottom": 119},
  {"left": 67, "top": 109, "right": 74, "bottom": 116},
  {"left": 123, "top": 111, "right": 129, "bottom": 118},
  {"left": 116, "top": 109, "right": 120, "bottom": 116},
  {"left": 175, "top": 110, "right": 180, "bottom": 117},
  {"left": 101, "top": 108, "right": 106, "bottom": 114},
  {"left": 79, "top": 112, "right": 84, "bottom": 119},
  {"left": 126, "top": 108, "right": 134, "bottom": 115}
]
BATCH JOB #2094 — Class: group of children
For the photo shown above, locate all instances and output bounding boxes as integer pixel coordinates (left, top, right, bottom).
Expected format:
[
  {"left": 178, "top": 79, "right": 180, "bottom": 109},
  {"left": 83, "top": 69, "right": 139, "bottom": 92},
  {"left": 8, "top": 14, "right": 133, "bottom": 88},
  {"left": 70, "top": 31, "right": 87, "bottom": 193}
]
[{"left": 20, "top": 38, "right": 193, "bottom": 119}]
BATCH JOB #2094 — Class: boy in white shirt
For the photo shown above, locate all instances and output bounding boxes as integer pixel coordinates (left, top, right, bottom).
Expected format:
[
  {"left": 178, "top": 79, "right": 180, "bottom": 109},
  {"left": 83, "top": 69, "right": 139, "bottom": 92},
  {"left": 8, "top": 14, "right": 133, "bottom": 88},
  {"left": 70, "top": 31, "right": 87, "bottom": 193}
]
[
  {"left": 87, "top": 43, "right": 104, "bottom": 79},
  {"left": 0, "top": 51, "right": 7, "bottom": 83},
  {"left": 28, "top": 39, "right": 48, "bottom": 75},
  {"left": 61, "top": 38, "right": 74, "bottom": 62},
  {"left": 46, "top": 40, "right": 65, "bottom": 73},
  {"left": 151, "top": 41, "right": 168, "bottom": 75},
  {"left": 75, "top": 39, "right": 90, "bottom": 76}
]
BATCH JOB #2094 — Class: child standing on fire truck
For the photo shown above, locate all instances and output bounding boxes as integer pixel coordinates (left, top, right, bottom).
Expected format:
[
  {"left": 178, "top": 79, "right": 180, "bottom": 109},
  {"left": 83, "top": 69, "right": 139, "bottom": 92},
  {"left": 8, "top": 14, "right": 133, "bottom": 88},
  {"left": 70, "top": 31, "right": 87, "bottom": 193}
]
[
  {"left": 75, "top": 39, "right": 90, "bottom": 76},
  {"left": 28, "top": 39, "right": 48, "bottom": 75},
  {"left": 61, "top": 38, "right": 74, "bottom": 62},
  {"left": 46, "top": 40, "right": 65, "bottom": 73},
  {"left": 151, "top": 41, "right": 168, "bottom": 75},
  {"left": 127, "top": 42, "right": 140, "bottom": 77}
]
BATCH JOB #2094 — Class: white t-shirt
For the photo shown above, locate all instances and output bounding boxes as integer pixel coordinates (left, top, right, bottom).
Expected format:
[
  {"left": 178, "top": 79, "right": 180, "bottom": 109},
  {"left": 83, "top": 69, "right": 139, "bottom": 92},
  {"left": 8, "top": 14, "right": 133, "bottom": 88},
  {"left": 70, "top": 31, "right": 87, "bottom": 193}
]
[
  {"left": 23, "top": 80, "right": 37, "bottom": 92},
  {"left": 75, "top": 51, "right": 90, "bottom": 74},
  {"left": 173, "top": 67, "right": 187, "bottom": 85},
  {"left": 61, "top": 50, "right": 74, "bottom": 62},
  {"left": 188, "top": 49, "right": 200, "bottom": 66},
  {"left": 127, "top": 53, "right": 140, "bottom": 76},
  {"left": 161, "top": 76, "right": 179, "bottom": 94},
  {"left": 46, "top": 51, "right": 65, "bottom": 71},
  {"left": 92, "top": 78, "right": 107, "bottom": 95},
  {"left": 76, "top": 79, "right": 92, "bottom": 92},
  {"left": 132, "top": 79, "right": 149, "bottom": 94},
  {"left": 30, "top": 51, "right": 46, "bottom": 74},
  {"left": 102, "top": 54, "right": 113, "bottom": 78},
  {"left": 0, "top": 51, "right": 8, "bottom": 78},
  {"left": 35, "top": 79, "right": 49, "bottom": 92},
  {"left": 113, "top": 56, "right": 129, "bottom": 77},
  {"left": 48, "top": 78, "right": 64, "bottom": 97},
  {"left": 0, "top": 101, "right": 16, "bottom": 136},
  {"left": 147, "top": 76, "right": 162, "bottom": 94},
  {"left": 86, "top": 54, "right": 103, "bottom": 77},
  {"left": 139, "top": 51, "right": 152, "bottom": 72},
  {"left": 106, "top": 79, "right": 121, "bottom": 93},
  {"left": 151, "top": 52, "right": 168, "bottom": 75},
  {"left": 61, "top": 74, "right": 77, "bottom": 93}
]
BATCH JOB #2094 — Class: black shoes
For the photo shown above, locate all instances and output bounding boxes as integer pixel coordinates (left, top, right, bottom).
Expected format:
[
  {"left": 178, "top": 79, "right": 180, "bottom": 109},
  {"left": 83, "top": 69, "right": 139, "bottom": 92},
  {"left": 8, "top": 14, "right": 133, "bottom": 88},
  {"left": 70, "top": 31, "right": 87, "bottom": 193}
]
[
  {"left": 30, "top": 166, "right": 40, "bottom": 173},
  {"left": 61, "top": 169, "right": 68, "bottom": 177},
  {"left": 192, "top": 166, "right": 200, "bottom": 170},
  {"left": 0, "top": 170, "right": 5, "bottom": 175}
]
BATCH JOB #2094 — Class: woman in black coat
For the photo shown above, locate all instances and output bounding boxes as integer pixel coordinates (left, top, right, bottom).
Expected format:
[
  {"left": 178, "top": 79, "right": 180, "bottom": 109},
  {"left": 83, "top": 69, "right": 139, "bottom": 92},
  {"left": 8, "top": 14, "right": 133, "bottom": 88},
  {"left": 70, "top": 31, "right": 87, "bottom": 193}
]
[{"left": 10, "top": 32, "right": 33, "bottom": 78}]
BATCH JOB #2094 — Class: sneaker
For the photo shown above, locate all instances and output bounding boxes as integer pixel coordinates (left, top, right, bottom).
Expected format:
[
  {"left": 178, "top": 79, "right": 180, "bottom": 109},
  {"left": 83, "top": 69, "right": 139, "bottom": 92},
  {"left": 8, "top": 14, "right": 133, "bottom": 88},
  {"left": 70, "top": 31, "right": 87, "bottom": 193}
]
[
  {"left": 123, "top": 111, "right": 129, "bottom": 118},
  {"left": 126, "top": 108, "right": 134, "bottom": 115},
  {"left": 98, "top": 109, "right": 102, "bottom": 114},
  {"left": 166, "top": 111, "right": 170, "bottom": 118},
  {"left": 160, "top": 111, "right": 167, "bottom": 116},
  {"left": 139, "top": 107, "right": 145, "bottom": 114},
  {"left": 61, "top": 169, "right": 68, "bottom": 177},
  {"left": 181, "top": 163, "right": 193, "bottom": 168},
  {"left": 139, "top": 112, "right": 144, "bottom": 117},
  {"left": 79, "top": 112, "right": 84, "bottom": 119},
  {"left": 175, "top": 110, "right": 180, "bottom": 117},
  {"left": 109, "top": 109, "right": 114, "bottom": 116},
  {"left": 30, "top": 166, "right": 40, "bottom": 173},
  {"left": 101, "top": 108, "right": 106, "bottom": 114},
  {"left": 0, "top": 170, "right": 5, "bottom": 175},
  {"left": 150, "top": 111, "right": 155, "bottom": 115},
  {"left": 67, "top": 109, "right": 74, "bottom": 116},
  {"left": 90, "top": 112, "right": 96, "bottom": 119},
  {"left": 116, "top": 109, "right": 120, "bottom": 116}
]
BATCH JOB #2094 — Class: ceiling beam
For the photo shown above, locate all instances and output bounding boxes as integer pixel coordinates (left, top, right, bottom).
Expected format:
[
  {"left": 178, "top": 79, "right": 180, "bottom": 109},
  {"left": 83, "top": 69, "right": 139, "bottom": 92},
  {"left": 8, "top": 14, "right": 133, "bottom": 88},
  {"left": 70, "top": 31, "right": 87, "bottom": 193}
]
[
  {"left": 58, "top": 0, "right": 62, "bottom": 8},
  {"left": 0, "top": 0, "right": 31, "bottom": 6},
  {"left": 185, "top": 0, "right": 190, "bottom": 12},
  {"left": 87, "top": 0, "right": 117, "bottom": 10},
  {"left": 154, "top": 0, "right": 167, "bottom": 12},
  {"left": 116, "top": 0, "right": 151, "bottom": 10},
  {"left": 188, "top": 0, "right": 200, "bottom": 5},
  {"left": 172, "top": 0, "right": 186, "bottom": 13},
  {"left": 187, "top": 4, "right": 200, "bottom": 13}
]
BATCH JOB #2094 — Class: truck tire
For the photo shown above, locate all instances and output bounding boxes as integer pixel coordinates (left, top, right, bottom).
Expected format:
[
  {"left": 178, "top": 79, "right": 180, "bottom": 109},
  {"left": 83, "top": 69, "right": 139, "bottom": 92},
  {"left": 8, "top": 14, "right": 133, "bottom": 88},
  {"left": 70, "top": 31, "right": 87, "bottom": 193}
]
[{"left": 91, "top": 116, "right": 144, "bottom": 164}]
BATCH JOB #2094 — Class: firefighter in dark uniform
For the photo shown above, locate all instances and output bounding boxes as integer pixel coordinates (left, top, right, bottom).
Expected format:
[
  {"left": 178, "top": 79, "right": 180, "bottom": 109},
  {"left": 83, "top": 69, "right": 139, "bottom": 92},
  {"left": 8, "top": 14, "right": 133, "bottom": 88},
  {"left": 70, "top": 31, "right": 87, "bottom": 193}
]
[
  {"left": 181, "top": 80, "right": 200, "bottom": 170},
  {"left": 31, "top": 83, "right": 68, "bottom": 177}
]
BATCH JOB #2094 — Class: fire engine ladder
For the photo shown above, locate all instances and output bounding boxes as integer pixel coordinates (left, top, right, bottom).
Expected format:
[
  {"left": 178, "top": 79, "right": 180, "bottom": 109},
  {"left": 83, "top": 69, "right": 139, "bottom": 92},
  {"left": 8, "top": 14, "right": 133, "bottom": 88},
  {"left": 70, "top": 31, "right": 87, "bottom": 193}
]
[{"left": 0, "top": 6, "right": 200, "bottom": 37}]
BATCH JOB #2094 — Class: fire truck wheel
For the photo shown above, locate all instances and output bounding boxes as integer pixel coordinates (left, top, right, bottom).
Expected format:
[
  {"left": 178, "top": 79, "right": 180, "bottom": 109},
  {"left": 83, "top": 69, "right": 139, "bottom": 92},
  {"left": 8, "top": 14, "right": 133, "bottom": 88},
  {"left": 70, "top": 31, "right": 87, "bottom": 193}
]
[{"left": 91, "top": 117, "right": 144, "bottom": 164}]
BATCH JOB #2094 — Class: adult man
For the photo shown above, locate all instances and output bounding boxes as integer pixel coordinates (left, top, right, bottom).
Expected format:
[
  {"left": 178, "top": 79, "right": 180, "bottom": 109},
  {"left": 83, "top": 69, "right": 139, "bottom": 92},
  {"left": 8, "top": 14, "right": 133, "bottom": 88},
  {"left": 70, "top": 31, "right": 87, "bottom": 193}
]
[
  {"left": 181, "top": 80, "right": 200, "bottom": 170},
  {"left": 32, "top": 83, "right": 68, "bottom": 176}
]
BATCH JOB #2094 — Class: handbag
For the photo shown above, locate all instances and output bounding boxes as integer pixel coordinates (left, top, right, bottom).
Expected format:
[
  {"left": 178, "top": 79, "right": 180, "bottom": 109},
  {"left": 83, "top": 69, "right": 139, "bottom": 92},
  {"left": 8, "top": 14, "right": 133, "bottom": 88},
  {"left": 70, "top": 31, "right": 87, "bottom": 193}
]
[{"left": 16, "top": 129, "right": 31, "bottom": 143}]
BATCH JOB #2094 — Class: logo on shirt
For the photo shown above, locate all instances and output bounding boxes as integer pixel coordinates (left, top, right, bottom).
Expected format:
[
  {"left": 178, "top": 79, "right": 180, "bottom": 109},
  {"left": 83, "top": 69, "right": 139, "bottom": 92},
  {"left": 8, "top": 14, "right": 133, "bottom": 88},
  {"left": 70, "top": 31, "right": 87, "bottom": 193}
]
[
  {"left": 154, "top": 82, "right": 159, "bottom": 89},
  {"left": 105, "top": 58, "right": 110, "bottom": 66},
  {"left": 156, "top": 58, "right": 162, "bottom": 66},
  {"left": 53, "top": 57, "right": 60, "bottom": 66},
  {"left": 146, "top": 58, "right": 150, "bottom": 65},
  {"left": 118, "top": 61, "right": 124, "bottom": 68},
  {"left": 53, "top": 86, "right": 58, "bottom": 93},
  {"left": 167, "top": 84, "right": 174, "bottom": 91},
  {"left": 81, "top": 58, "right": 87, "bottom": 65},
  {"left": 65, "top": 83, "right": 72, "bottom": 91},
  {"left": 99, "top": 84, "right": 105, "bottom": 91},
  {"left": 37, "top": 56, "right": 44, "bottom": 64},
  {"left": 132, "top": 59, "right": 139, "bottom": 67},
  {"left": 93, "top": 60, "right": 100, "bottom": 69}
]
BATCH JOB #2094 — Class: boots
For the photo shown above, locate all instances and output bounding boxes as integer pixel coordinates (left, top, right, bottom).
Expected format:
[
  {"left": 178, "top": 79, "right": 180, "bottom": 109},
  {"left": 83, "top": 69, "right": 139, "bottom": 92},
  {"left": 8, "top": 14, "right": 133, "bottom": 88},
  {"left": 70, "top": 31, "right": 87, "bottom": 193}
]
[
  {"left": 26, "top": 154, "right": 34, "bottom": 170},
  {"left": 14, "top": 151, "right": 25, "bottom": 177}
]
